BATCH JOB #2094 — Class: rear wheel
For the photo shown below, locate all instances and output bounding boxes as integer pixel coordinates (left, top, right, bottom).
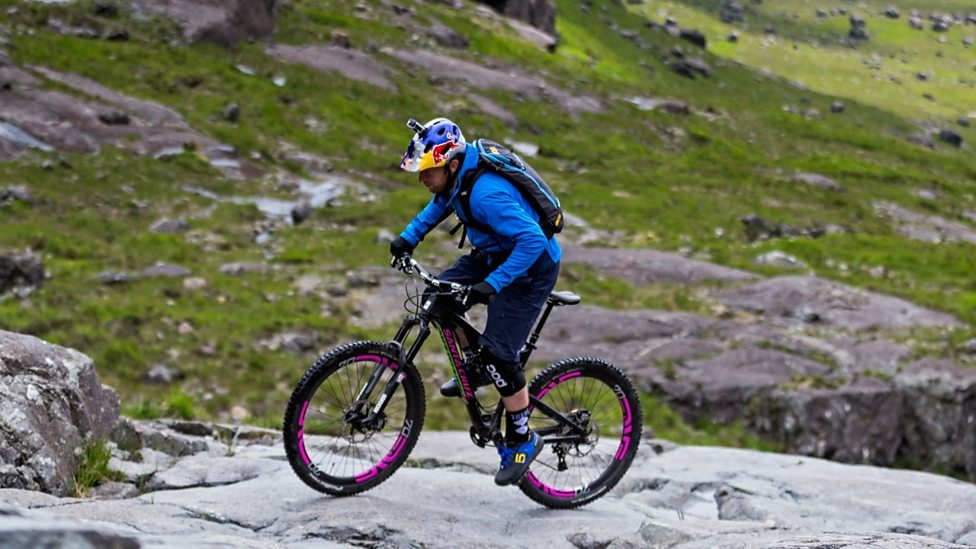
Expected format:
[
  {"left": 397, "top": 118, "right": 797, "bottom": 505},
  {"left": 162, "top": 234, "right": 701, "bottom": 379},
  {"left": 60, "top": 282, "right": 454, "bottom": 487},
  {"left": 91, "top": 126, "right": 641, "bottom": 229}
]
[
  {"left": 519, "top": 357, "right": 642, "bottom": 509},
  {"left": 283, "top": 341, "right": 425, "bottom": 496}
]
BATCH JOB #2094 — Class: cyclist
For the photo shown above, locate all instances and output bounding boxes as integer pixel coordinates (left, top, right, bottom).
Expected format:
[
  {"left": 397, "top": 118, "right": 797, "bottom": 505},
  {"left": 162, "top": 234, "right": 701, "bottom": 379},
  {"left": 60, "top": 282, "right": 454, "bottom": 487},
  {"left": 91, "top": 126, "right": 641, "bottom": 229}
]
[{"left": 390, "top": 117, "right": 562, "bottom": 486}]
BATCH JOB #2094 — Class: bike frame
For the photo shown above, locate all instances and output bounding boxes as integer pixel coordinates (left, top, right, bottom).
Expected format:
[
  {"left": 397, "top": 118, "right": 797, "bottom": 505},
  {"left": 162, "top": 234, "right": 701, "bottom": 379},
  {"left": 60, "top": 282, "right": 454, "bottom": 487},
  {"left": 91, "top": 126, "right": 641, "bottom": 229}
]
[{"left": 354, "top": 258, "right": 588, "bottom": 448}]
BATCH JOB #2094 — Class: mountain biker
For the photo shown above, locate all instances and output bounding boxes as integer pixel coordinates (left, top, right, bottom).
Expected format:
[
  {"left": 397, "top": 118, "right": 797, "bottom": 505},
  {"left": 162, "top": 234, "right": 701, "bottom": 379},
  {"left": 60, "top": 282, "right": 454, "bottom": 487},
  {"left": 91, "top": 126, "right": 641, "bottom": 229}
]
[{"left": 390, "top": 117, "right": 562, "bottom": 486}]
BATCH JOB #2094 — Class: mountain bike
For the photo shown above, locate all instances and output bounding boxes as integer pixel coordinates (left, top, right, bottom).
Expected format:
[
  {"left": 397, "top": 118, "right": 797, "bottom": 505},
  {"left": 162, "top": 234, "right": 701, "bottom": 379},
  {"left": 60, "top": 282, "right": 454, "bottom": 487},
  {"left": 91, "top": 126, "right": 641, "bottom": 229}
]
[{"left": 282, "top": 255, "right": 642, "bottom": 508}]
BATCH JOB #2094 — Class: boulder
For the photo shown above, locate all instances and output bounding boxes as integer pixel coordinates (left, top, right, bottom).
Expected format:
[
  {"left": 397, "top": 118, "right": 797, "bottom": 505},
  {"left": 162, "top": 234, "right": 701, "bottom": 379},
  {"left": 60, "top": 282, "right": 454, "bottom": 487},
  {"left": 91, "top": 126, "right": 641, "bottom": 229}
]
[
  {"left": 0, "top": 252, "right": 44, "bottom": 296},
  {"left": 717, "top": 276, "right": 959, "bottom": 330},
  {"left": 477, "top": 0, "right": 556, "bottom": 36},
  {"left": 142, "top": 0, "right": 277, "bottom": 48},
  {"left": 0, "top": 331, "right": 120, "bottom": 496}
]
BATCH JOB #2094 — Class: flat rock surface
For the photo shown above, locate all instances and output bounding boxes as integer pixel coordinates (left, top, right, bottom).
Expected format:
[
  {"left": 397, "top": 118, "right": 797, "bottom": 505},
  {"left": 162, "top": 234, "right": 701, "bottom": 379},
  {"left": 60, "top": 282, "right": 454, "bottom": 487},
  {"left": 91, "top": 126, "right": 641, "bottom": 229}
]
[
  {"left": 562, "top": 243, "right": 757, "bottom": 285},
  {"left": 266, "top": 44, "right": 396, "bottom": 90},
  {"left": 1, "top": 432, "right": 974, "bottom": 548}
]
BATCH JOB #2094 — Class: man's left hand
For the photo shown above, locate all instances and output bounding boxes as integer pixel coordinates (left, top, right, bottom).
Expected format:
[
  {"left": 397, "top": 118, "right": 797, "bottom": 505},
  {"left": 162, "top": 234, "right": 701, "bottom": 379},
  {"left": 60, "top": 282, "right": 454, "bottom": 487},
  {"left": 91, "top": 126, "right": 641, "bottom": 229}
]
[{"left": 467, "top": 282, "right": 496, "bottom": 305}]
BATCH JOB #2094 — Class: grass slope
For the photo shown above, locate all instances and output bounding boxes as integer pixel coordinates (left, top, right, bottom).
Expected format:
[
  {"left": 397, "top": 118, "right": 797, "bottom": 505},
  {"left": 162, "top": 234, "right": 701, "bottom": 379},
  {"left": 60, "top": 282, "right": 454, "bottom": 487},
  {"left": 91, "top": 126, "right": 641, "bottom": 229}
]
[{"left": 0, "top": 0, "right": 974, "bottom": 445}]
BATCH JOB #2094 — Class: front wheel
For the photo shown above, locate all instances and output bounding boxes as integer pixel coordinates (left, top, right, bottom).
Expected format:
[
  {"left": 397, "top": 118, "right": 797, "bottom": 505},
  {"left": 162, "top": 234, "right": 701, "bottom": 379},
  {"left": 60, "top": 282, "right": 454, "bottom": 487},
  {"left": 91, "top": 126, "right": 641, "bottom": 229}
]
[
  {"left": 283, "top": 341, "right": 425, "bottom": 496},
  {"left": 519, "top": 357, "right": 642, "bottom": 509}
]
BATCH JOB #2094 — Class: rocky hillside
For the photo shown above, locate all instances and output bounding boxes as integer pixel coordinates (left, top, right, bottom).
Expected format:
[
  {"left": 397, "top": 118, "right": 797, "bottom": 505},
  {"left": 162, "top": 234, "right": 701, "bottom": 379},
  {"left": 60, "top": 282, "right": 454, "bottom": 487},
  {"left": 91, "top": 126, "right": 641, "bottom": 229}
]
[{"left": 0, "top": 0, "right": 975, "bottom": 485}]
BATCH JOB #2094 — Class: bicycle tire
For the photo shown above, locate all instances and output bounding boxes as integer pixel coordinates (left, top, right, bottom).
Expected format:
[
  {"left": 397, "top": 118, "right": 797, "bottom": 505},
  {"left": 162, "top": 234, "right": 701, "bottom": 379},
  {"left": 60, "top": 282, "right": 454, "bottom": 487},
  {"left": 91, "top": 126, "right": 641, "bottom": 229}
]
[
  {"left": 519, "top": 357, "right": 642, "bottom": 509},
  {"left": 283, "top": 341, "right": 425, "bottom": 496}
]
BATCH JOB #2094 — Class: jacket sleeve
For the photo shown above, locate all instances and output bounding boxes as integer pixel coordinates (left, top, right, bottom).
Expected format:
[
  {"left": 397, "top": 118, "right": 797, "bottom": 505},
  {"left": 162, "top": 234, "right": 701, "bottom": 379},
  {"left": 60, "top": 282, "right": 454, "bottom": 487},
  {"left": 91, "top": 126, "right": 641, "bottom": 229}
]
[
  {"left": 471, "top": 182, "right": 547, "bottom": 291},
  {"left": 400, "top": 194, "right": 452, "bottom": 246}
]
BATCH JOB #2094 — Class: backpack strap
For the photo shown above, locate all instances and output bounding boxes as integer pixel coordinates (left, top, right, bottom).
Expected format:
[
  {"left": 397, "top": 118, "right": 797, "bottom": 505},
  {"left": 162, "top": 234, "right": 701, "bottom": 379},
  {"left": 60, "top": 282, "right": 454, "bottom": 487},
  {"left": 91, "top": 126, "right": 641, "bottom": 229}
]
[{"left": 454, "top": 164, "right": 494, "bottom": 249}]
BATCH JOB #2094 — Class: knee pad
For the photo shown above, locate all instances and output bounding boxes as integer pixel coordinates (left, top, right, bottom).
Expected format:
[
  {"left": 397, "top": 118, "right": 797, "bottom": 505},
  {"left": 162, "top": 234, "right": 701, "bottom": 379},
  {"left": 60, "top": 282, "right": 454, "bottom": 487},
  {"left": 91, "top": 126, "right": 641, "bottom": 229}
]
[{"left": 479, "top": 348, "right": 526, "bottom": 397}]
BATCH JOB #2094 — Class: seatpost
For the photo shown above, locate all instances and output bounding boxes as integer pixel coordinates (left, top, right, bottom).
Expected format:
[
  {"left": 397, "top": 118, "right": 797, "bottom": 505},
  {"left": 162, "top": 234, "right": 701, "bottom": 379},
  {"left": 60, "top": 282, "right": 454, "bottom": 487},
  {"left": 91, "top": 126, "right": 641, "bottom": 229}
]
[{"left": 521, "top": 300, "right": 556, "bottom": 364}]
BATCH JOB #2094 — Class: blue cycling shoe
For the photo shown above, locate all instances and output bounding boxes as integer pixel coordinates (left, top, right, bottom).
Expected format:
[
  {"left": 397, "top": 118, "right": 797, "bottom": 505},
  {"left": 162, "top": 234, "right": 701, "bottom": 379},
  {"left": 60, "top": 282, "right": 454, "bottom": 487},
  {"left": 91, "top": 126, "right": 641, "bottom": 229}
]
[{"left": 495, "top": 431, "right": 543, "bottom": 486}]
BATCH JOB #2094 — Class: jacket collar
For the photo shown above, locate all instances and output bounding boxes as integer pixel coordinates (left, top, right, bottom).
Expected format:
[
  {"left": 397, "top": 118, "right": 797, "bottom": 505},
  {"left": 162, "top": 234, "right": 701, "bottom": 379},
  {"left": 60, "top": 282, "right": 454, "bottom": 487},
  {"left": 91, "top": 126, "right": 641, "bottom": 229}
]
[{"left": 441, "top": 143, "right": 477, "bottom": 202}]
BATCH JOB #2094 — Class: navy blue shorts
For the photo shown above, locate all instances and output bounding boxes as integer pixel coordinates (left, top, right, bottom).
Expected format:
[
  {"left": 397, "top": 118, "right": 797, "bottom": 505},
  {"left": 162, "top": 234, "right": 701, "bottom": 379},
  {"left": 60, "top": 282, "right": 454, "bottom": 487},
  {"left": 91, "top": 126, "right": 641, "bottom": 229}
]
[{"left": 437, "top": 250, "right": 560, "bottom": 365}]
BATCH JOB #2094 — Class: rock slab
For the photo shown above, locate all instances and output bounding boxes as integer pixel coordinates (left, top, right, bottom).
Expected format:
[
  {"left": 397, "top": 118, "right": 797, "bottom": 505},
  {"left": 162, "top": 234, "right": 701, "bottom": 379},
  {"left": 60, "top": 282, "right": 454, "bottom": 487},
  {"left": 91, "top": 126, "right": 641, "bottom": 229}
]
[{"left": 0, "top": 331, "right": 120, "bottom": 496}]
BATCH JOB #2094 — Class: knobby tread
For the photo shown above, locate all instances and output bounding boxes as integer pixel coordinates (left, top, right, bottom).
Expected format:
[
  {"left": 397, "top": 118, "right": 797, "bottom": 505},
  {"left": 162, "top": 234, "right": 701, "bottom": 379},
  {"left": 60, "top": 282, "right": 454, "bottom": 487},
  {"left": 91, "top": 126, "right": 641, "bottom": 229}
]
[
  {"left": 283, "top": 340, "right": 425, "bottom": 497},
  {"left": 519, "top": 356, "right": 643, "bottom": 509}
]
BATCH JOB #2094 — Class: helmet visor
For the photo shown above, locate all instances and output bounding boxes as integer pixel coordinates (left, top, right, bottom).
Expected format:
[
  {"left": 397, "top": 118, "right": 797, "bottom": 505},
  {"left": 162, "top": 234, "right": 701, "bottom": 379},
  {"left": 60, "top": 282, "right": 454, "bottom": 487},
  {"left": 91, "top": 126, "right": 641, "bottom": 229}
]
[{"left": 400, "top": 136, "right": 425, "bottom": 173}]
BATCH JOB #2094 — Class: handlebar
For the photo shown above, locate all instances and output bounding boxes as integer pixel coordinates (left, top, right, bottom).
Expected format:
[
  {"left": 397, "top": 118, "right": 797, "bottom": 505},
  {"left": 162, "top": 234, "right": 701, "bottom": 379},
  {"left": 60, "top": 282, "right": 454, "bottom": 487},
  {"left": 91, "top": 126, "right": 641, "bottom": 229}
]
[{"left": 391, "top": 255, "right": 470, "bottom": 301}]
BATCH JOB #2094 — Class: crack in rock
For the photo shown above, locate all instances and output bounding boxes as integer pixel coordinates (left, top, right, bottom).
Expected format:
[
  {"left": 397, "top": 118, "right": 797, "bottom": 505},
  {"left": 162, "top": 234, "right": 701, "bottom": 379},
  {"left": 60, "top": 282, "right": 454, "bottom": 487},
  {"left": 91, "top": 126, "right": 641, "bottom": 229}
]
[
  {"left": 304, "top": 524, "right": 424, "bottom": 548},
  {"left": 180, "top": 505, "right": 275, "bottom": 533}
]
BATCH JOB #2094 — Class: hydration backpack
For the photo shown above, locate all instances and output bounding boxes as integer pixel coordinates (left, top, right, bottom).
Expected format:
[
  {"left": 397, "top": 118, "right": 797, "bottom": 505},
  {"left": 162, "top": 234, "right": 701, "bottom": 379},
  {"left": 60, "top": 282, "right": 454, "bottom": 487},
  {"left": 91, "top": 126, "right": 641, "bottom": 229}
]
[{"left": 450, "top": 139, "right": 563, "bottom": 248}]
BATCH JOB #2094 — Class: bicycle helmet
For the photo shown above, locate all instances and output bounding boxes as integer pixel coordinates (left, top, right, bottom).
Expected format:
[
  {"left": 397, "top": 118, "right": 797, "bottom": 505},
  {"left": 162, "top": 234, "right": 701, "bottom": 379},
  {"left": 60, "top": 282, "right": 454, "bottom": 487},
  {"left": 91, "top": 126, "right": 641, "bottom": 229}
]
[{"left": 399, "top": 117, "right": 465, "bottom": 173}]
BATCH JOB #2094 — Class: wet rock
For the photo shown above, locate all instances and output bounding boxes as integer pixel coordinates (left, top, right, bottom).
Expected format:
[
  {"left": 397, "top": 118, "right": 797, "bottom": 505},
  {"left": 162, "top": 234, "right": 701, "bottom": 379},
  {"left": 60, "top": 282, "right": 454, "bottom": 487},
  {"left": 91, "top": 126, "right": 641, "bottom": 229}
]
[
  {"left": 721, "top": 1, "right": 744, "bottom": 23},
  {"left": 937, "top": 129, "right": 962, "bottom": 147},
  {"left": 0, "top": 185, "right": 34, "bottom": 205},
  {"left": 104, "top": 29, "right": 129, "bottom": 42},
  {"left": 145, "top": 364, "right": 184, "bottom": 384},
  {"left": 427, "top": 20, "right": 468, "bottom": 48},
  {"left": 0, "top": 331, "right": 120, "bottom": 496},
  {"left": 221, "top": 103, "right": 240, "bottom": 122},
  {"left": 627, "top": 97, "right": 689, "bottom": 114},
  {"left": 93, "top": 3, "right": 119, "bottom": 17},
  {"left": 754, "top": 251, "right": 805, "bottom": 269},
  {"left": 149, "top": 218, "right": 189, "bottom": 234},
  {"left": 143, "top": 0, "right": 278, "bottom": 48},
  {"left": 932, "top": 16, "right": 952, "bottom": 32},
  {"left": 884, "top": 6, "right": 900, "bottom": 19},
  {"left": 670, "top": 58, "right": 712, "bottom": 79},
  {"left": 0, "top": 252, "right": 44, "bottom": 296},
  {"left": 97, "top": 110, "right": 130, "bottom": 125},
  {"left": 477, "top": 0, "right": 556, "bottom": 36},
  {"left": 678, "top": 29, "right": 706, "bottom": 48},
  {"left": 290, "top": 201, "right": 313, "bottom": 224},
  {"left": 909, "top": 15, "right": 924, "bottom": 30},
  {"left": 849, "top": 14, "right": 869, "bottom": 40},
  {"left": 329, "top": 30, "right": 352, "bottom": 48},
  {"left": 141, "top": 263, "right": 191, "bottom": 278},
  {"left": 739, "top": 214, "right": 824, "bottom": 242}
]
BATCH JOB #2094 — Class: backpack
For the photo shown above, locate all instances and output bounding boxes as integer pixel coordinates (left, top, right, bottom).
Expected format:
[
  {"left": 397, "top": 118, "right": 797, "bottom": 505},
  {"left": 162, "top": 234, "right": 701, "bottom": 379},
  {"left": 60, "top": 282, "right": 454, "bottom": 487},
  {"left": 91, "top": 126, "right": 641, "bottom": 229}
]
[{"left": 449, "top": 139, "right": 564, "bottom": 249}]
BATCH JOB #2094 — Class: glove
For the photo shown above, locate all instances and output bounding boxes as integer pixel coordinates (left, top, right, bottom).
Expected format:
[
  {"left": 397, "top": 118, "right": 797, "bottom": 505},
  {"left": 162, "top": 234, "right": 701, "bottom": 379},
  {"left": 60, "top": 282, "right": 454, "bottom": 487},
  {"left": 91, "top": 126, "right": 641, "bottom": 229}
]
[
  {"left": 467, "top": 281, "right": 496, "bottom": 305},
  {"left": 389, "top": 236, "right": 414, "bottom": 259}
]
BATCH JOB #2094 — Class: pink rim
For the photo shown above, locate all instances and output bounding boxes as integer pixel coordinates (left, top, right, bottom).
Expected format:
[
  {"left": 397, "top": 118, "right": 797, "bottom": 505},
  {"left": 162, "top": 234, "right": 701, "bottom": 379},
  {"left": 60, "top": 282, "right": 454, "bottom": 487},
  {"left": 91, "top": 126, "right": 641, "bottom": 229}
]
[
  {"left": 526, "top": 370, "right": 634, "bottom": 499},
  {"left": 297, "top": 354, "right": 402, "bottom": 479}
]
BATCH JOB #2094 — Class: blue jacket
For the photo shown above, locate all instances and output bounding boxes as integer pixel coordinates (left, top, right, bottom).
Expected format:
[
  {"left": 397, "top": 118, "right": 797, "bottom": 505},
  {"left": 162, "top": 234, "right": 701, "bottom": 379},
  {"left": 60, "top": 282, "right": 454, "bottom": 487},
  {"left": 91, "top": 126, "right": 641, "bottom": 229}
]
[{"left": 399, "top": 143, "right": 562, "bottom": 291}]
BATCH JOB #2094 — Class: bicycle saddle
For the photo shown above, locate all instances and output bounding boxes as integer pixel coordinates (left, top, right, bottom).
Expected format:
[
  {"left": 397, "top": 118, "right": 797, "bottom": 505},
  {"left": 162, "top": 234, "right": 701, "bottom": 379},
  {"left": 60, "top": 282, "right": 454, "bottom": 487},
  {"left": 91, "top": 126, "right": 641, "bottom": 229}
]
[{"left": 548, "top": 291, "right": 581, "bottom": 306}]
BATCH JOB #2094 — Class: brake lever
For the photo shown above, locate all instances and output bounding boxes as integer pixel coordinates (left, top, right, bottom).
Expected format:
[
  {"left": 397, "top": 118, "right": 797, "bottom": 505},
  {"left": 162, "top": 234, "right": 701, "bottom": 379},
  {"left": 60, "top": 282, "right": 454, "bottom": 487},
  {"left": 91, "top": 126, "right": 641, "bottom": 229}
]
[{"left": 458, "top": 284, "right": 471, "bottom": 307}]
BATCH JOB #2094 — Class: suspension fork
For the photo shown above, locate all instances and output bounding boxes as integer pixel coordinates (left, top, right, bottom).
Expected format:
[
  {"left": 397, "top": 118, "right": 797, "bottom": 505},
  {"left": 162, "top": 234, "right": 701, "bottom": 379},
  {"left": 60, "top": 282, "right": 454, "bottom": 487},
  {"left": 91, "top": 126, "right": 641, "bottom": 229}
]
[{"left": 360, "top": 318, "right": 431, "bottom": 425}]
